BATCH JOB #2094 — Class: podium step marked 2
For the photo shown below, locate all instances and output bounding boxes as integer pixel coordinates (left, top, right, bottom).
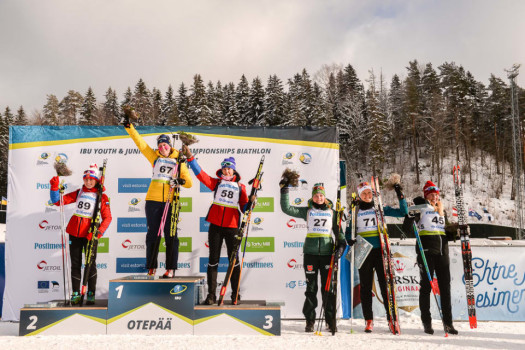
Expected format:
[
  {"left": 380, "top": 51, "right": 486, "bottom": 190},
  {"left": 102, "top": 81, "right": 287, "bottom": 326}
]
[
  {"left": 19, "top": 300, "right": 108, "bottom": 336},
  {"left": 20, "top": 275, "right": 281, "bottom": 336}
]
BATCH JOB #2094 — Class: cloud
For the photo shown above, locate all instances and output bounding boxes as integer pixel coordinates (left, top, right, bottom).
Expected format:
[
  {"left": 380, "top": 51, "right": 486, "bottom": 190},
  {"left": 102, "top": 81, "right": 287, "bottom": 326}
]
[{"left": 0, "top": 0, "right": 523, "bottom": 114}]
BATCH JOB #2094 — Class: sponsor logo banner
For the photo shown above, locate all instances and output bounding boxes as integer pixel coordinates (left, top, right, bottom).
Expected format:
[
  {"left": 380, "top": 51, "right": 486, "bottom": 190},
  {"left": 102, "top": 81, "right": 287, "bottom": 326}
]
[
  {"left": 180, "top": 197, "right": 192, "bottom": 212},
  {"left": 118, "top": 178, "right": 151, "bottom": 193},
  {"left": 116, "top": 257, "right": 146, "bottom": 273},
  {"left": 98, "top": 237, "right": 110, "bottom": 253},
  {"left": 37, "top": 280, "right": 60, "bottom": 293},
  {"left": 253, "top": 197, "right": 274, "bottom": 212},
  {"left": 117, "top": 217, "right": 147, "bottom": 233},
  {"left": 285, "top": 280, "right": 307, "bottom": 289},
  {"left": 283, "top": 240, "right": 304, "bottom": 248},
  {"left": 241, "top": 237, "right": 275, "bottom": 252}
]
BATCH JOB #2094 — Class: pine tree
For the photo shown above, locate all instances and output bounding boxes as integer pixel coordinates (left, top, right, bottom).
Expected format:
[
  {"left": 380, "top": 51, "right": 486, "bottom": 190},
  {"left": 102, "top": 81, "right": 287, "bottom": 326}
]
[
  {"left": 163, "top": 85, "right": 180, "bottom": 126},
  {"left": 151, "top": 88, "right": 163, "bottom": 125},
  {"left": 222, "top": 82, "right": 239, "bottom": 126},
  {"left": 264, "top": 75, "right": 285, "bottom": 126},
  {"left": 15, "top": 106, "right": 28, "bottom": 125},
  {"left": 310, "top": 82, "right": 327, "bottom": 126},
  {"left": 366, "top": 70, "right": 387, "bottom": 174},
  {"left": 248, "top": 76, "right": 265, "bottom": 125},
  {"left": 285, "top": 74, "right": 303, "bottom": 126},
  {"left": 404, "top": 60, "right": 423, "bottom": 183},
  {"left": 236, "top": 75, "right": 250, "bottom": 125},
  {"left": 58, "top": 90, "right": 83, "bottom": 125},
  {"left": 211, "top": 81, "right": 225, "bottom": 125},
  {"left": 103, "top": 87, "right": 120, "bottom": 125},
  {"left": 324, "top": 72, "right": 339, "bottom": 126},
  {"left": 79, "top": 87, "right": 97, "bottom": 125},
  {"left": 176, "top": 83, "right": 190, "bottom": 125},
  {"left": 132, "top": 79, "right": 152, "bottom": 125},
  {"left": 43, "top": 95, "right": 60, "bottom": 126},
  {"left": 122, "top": 87, "right": 132, "bottom": 109},
  {"left": 298, "top": 69, "right": 315, "bottom": 125},
  {"left": 188, "top": 74, "right": 211, "bottom": 126}
]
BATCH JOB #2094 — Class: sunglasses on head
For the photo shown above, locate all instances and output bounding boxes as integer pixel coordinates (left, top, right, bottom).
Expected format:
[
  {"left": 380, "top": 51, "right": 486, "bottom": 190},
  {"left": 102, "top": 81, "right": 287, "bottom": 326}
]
[
  {"left": 221, "top": 161, "right": 234, "bottom": 168},
  {"left": 426, "top": 186, "right": 439, "bottom": 192},
  {"left": 84, "top": 170, "right": 96, "bottom": 176}
]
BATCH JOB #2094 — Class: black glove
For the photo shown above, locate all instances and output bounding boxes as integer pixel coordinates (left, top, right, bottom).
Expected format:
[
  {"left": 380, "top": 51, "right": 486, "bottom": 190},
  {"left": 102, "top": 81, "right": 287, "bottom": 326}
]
[
  {"left": 169, "top": 178, "right": 186, "bottom": 188},
  {"left": 279, "top": 178, "right": 290, "bottom": 189},
  {"left": 334, "top": 240, "right": 347, "bottom": 260},
  {"left": 394, "top": 183, "right": 404, "bottom": 200},
  {"left": 346, "top": 238, "right": 357, "bottom": 247}
]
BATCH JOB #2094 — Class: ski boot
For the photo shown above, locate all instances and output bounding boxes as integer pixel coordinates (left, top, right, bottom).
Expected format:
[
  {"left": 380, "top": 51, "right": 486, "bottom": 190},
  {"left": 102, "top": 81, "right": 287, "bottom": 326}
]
[
  {"left": 231, "top": 293, "right": 241, "bottom": 305},
  {"left": 364, "top": 320, "right": 373, "bottom": 333},
  {"left": 70, "top": 292, "right": 81, "bottom": 306},
  {"left": 305, "top": 320, "right": 315, "bottom": 333},
  {"left": 327, "top": 320, "right": 337, "bottom": 334},
  {"left": 162, "top": 269, "right": 174, "bottom": 279},
  {"left": 445, "top": 323, "right": 458, "bottom": 335},
  {"left": 147, "top": 268, "right": 156, "bottom": 276},
  {"left": 203, "top": 293, "right": 216, "bottom": 305},
  {"left": 86, "top": 291, "right": 96, "bottom": 305},
  {"left": 423, "top": 322, "right": 434, "bottom": 335}
]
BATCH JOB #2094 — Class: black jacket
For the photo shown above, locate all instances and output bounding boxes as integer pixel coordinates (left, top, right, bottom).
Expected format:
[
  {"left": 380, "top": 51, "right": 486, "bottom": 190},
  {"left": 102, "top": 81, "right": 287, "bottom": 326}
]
[{"left": 403, "top": 196, "right": 457, "bottom": 256}]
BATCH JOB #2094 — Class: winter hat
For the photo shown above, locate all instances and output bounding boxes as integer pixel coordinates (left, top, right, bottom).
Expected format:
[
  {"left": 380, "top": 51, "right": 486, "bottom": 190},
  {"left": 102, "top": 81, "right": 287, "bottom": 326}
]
[
  {"left": 423, "top": 180, "right": 440, "bottom": 198},
  {"left": 83, "top": 163, "right": 100, "bottom": 181},
  {"left": 157, "top": 134, "right": 171, "bottom": 147},
  {"left": 312, "top": 183, "right": 326, "bottom": 197},
  {"left": 357, "top": 182, "right": 372, "bottom": 197},
  {"left": 221, "top": 157, "right": 236, "bottom": 170}
]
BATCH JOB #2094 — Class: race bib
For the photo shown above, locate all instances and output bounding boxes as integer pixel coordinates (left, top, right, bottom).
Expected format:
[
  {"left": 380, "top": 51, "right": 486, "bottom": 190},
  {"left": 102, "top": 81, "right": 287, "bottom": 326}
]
[
  {"left": 152, "top": 158, "right": 178, "bottom": 183},
  {"left": 306, "top": 208, "right": 333, "bottom": 237},
  {"left": 73, "top": 191, "right": 98, "bottom": 219},
  {"left": 212, "top": 181, "right": 240, "bottom": 208},
  {"left": 356, "top": 208, "right": 379, "bottom": 237}
]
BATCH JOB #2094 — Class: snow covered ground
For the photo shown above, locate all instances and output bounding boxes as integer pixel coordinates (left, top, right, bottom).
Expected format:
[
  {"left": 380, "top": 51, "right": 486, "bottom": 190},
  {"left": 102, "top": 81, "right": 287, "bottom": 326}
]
[{"left": 1, "top": 316, "right": 524, "bottom": 350}]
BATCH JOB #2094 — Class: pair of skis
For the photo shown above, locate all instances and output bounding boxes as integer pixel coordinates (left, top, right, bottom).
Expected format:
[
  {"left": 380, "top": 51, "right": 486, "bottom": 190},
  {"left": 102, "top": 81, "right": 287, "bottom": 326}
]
[
  {"left": 370, "top": 176, "right": 401, "bottom": 335},
  {"left": 218, "top": 155, "right": 265, "bottom": 306},
  {"left": 453, "top": 165, "right": 477, "bottom": 329},
  {"left": 80, "top": 159, "right": 108, "bottom": 305},
  {"left": 315, "top": 186, "right": 345, "bottom": 336},
  {"left": 148, "top": 150, "right": 183, "bottom": 274}
]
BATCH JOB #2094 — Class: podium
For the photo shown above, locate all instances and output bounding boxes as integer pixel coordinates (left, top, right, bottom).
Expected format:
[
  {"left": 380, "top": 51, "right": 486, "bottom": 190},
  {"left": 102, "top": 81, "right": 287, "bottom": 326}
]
[
  {"left": 106, "top": 275, "right": 201, "bottom": 335},
  {"left": 19, "top": 300, "right": 107, "bottom": 336},
  {"left": 20, "top": 275, "right": 281, "bottom": 336}
]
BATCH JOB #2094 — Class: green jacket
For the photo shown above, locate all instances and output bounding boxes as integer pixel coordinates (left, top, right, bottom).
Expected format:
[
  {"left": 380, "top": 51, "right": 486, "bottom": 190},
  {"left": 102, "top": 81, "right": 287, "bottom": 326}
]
[{"left": 280, "top": 189, "right": 345, "bottom": 255}]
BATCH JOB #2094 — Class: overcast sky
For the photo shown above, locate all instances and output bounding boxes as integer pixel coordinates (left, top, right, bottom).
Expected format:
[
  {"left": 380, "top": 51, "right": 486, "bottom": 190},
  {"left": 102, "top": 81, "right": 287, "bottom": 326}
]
[{"left": 1, "top": 0, "right": 524, "bottom": 115}]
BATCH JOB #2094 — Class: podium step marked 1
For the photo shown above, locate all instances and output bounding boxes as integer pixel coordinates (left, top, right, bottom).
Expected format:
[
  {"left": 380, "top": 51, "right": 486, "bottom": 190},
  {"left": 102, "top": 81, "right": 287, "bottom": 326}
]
[{"left": 20, "top": 275, "right": 281, "bottom": 336}]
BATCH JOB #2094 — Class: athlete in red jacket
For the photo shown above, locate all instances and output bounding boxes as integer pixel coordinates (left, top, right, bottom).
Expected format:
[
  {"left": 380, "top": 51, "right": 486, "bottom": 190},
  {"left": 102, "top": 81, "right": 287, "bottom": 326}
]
[
  {"left": 49, "top": 163, "right": 112, "bottom": 305},
  {"left": 184, "top": 146, "right": 250, "bottom": 304}
]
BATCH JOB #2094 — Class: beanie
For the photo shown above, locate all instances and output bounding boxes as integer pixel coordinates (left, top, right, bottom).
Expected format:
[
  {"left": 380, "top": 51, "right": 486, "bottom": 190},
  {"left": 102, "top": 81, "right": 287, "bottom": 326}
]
[
  {"left": 357, "top": 182, "right": 372, "bottom": 197},
  {"left": 312, "top": 183, "right": 326, "bottom": 197},
  {"left": 423, "top": 180, "right": 440, "bottom": 198},
  {"left": 157, "top": 134, "right": 171, "bottom": 147},
  {"left": 221, "top": 157, "right": 236, "bottom": 170},
  {"left": 83, "top": 163, "right": 100, "bottom": 181}
]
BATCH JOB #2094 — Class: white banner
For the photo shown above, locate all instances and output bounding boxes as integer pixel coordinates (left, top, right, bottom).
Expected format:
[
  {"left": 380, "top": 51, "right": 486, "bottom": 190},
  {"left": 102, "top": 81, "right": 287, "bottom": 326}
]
[
  {"left": 3, "top": 126, "right": 339, "bottom": 321},
  {"left": 347, "top": 241, "right": 525, "bottom": 322}
]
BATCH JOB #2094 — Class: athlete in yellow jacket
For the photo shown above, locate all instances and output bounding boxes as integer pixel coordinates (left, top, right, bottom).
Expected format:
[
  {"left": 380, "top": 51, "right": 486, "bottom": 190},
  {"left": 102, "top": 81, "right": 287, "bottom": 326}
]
[{"left": 125, "top": 122, "right": 192, "bottom": 278}]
